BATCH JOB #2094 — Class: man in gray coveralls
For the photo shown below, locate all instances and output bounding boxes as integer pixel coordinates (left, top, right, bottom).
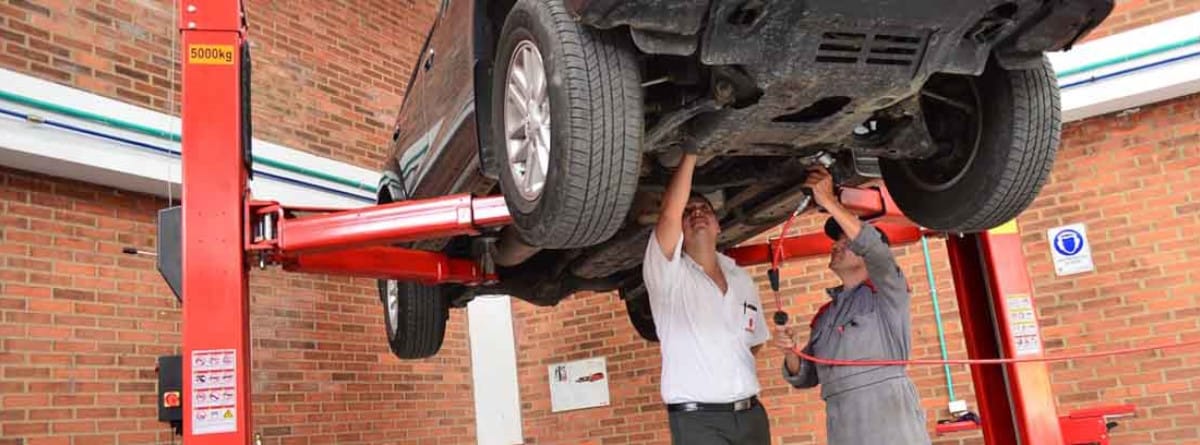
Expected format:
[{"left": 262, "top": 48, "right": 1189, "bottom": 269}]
[{"left": 775, "top": 167, "right": 931, "bottom": 445}]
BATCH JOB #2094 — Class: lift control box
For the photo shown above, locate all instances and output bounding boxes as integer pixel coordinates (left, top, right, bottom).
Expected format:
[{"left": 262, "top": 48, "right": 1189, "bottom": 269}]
[{"left": 157, "top": 355, "right": 184, "bottom": 434}]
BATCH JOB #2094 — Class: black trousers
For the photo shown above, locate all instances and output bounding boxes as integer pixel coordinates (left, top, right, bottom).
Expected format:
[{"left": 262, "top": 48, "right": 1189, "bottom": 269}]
[{"left": 667, "top": 404, "right": 771, "bottom": 445}]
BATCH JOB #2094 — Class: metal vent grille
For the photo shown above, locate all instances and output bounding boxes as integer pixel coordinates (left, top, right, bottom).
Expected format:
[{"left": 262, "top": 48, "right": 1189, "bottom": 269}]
[{"left": 816, "top": 32, "right": 925, "bottom": 67}]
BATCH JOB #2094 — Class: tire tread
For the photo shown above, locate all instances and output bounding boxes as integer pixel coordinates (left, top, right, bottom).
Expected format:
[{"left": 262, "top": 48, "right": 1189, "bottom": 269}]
[
  {"left": 379, "top": 280, "right": 448, "bottom": 359},
  {"left": 502, "top": 0, "right": 642, "bottom": 248}
]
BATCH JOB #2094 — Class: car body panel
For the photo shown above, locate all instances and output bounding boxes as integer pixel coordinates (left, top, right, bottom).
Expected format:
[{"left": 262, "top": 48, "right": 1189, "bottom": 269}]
[{"left": 388, "top": 0, "right": 488, "bottom": 202}]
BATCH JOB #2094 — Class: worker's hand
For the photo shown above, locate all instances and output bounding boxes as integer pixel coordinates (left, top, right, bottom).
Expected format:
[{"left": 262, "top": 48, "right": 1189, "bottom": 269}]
[
  {"left": 775, "top": 325, "right": 806, "bottom": 375},
  {"left": 772, "top": 325, "right": 801, "bottom": 354},
  {"left": 804, "top": 166, "right": 837, "bottom": 209}
]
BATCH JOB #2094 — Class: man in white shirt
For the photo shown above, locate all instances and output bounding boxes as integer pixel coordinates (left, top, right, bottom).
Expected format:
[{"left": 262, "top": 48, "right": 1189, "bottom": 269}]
[{"left": 643, "top": 152, "right": 771, "bottom": 445}]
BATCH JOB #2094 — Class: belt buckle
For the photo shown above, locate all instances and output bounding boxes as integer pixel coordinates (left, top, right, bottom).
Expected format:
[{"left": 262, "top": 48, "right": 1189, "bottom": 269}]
[
  {"left": 733, "top": 399, "right": 751, "bottom": 411},
  {"left": 682, "top": 403, "right": 701, "bottom": 412}
]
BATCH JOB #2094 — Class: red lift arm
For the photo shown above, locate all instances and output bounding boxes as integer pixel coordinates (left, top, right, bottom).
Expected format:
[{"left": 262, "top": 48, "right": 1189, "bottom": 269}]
[
  {"left": 246, "top": 195, "right": 510, "bottom": 285},
  {"left": 177, "top": 1, "right": 1124, "bottom": 444}
]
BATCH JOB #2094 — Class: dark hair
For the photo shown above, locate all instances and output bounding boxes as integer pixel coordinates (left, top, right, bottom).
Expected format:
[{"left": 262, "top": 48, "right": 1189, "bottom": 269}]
[{"left": 688, "top": 192, "right": 715, "bottom": 211}]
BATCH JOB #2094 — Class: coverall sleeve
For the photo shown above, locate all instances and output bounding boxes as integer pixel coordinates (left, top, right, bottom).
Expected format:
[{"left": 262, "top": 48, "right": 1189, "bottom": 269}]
[
  {"left": 847, "top": 224, "right": 910, "bottom": 310},
  {"left": 782, "top": 333, "right": 820, "bottom": 389}
]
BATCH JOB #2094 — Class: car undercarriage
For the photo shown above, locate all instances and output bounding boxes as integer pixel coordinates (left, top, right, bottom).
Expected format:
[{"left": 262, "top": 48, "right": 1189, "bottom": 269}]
[{"left": 376, "top": 0, "right": 1113, "bottom": 355}]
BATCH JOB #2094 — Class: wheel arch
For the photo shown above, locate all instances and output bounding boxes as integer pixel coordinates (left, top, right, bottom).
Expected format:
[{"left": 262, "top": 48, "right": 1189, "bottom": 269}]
[{"left": 474, "top": 0, "right": 519, "bottom": 180}]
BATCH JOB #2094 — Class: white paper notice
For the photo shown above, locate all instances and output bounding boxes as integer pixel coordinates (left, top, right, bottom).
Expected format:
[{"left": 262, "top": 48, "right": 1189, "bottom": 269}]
[
  {"left": 191, "top": 349, "right": 238, "bottom": 435},
  {"left": 548, "top": 357, "right": 610, "bottom": 413}
]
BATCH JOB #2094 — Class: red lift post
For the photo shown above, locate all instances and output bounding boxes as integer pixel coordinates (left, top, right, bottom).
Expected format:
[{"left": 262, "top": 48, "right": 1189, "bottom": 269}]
[
  {"left": 179, "top": 1, "right": 250, "bottom": 443},
  {"left": 178, "top": 1, "right": 1126, "bottom": 444},
  {"left": 948, "top": 224, "right": 1062, "bottom": 443}
]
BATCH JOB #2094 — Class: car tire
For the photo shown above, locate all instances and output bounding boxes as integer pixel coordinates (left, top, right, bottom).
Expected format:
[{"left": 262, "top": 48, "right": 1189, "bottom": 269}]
[
  {"left": 378, "top": 279, "right": 450, "bottom": 359},
  {"left": 619, "top": 280, "right": 658, "bottom": 342},
  {"left": 491, "top": 0, "right": 642, "bottom": 249},
  {"left": 881, "top": 56, "right": 1060, "bottom": 232}
]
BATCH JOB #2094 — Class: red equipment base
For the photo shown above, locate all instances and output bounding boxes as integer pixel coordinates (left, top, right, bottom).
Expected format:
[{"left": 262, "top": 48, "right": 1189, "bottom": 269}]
[{"left": 937, "top": 404, "right": 1137, "bottom": 445}]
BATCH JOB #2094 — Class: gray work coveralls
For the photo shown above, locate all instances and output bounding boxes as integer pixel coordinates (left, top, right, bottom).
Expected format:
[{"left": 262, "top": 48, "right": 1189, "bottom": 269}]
[{"left": 782, "top": 225, "right": 931, "bottom": 445}]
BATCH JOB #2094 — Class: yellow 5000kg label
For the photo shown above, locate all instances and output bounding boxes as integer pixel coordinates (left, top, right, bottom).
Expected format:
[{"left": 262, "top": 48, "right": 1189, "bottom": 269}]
[{"left": 188, "top": 45, "right": 235, "bottom": 65}]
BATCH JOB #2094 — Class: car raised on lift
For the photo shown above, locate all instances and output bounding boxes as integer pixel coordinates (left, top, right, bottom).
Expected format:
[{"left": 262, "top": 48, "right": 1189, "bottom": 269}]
[{"left": 376, "top": 0, "right": 1113, "bottom": 358}]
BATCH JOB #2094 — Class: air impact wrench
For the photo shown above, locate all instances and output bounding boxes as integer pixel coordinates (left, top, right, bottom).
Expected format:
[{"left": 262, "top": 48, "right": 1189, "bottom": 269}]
[{"left": 772, "top": 152, "right": 836, "bottom": 326}]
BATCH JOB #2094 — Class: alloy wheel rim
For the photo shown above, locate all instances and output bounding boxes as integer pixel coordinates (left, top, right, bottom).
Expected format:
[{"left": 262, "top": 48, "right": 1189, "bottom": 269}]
[
  {"left": 386, "top": 280, "right": 399, "bottom": 338},
  {"left": 504, "top": 40, "right": 552, "bottom": 201}
]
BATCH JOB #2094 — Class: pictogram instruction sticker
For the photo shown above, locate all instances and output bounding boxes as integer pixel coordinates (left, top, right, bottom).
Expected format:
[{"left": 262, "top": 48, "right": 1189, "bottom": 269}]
[
  {"left": 191, "top": 349, "right": 237, "bottom": 435},
  {"left": 1005, "top": 295, "right": 1042, "bottom": 356}
]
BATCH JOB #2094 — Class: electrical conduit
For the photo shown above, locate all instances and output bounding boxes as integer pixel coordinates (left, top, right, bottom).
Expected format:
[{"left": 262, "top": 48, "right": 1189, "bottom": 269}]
[
  {"left": 0, "top": 106, "right": 371, "bottom": 202},
  {"left": 921, "top": 235, "right": 957, "bottom": 402}
]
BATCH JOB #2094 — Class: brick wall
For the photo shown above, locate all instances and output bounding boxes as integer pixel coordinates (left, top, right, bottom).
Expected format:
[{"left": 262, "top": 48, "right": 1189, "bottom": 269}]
[
  {"left": 506, "top": 93, "right": 1200, "bottom": 445},
  {"left": 0, "top": 0, "right": 440, "bottom": 167},
  {"left": 0, "top": 167, "right": 476, "bottom": 444},
  {"left": 0, "top": 0, "right": 482, "bottom": 444},
  {"left": 1024, "top": 93, "right": 1200, "bottom": 443},
  {"left": 1085, "top": 0, "right": 1200, "bottom": 40}
]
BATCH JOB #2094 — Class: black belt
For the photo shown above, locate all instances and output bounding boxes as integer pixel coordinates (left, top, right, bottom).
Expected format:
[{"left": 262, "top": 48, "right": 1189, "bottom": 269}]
[{"left": 666, "top": 396, "right": 758, "bottom": 413}]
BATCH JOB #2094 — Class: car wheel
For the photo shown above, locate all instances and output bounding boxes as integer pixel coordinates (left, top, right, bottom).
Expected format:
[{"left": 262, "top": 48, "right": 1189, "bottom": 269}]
[
  {"left": 378, "top": 279, "right": 450, "bottom": 359},
  {"left": 491, "top": 0, "right": 642, "bottom": 249},
  {"left": 619, "top": 280, "right": 658, "bottom": 342},
  {"left": 881, "top": 56, "right": 1060, "bottom": 232}
]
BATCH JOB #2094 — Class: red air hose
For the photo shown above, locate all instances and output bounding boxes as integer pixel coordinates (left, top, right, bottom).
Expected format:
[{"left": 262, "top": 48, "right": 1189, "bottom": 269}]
[
  {"left": 769, "top": 212, "right": 1200, "bottom": 366},
  {"left": 768, "top": 212, "right": 799, "bottom": 325},
  {"left": 792, "top": 339, "right": 1200, "bottom": 366}
]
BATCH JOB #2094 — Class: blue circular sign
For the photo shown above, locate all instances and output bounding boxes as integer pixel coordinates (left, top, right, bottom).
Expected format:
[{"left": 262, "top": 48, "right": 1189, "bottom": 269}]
[{"left": 1053, "top": 229, "right": 1084, "bottom": 256}]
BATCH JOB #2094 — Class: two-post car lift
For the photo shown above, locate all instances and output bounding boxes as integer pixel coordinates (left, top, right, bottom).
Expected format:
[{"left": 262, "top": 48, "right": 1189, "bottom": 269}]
[{"left": 173, "top": 1, "right": 1133, "bottom": 443}]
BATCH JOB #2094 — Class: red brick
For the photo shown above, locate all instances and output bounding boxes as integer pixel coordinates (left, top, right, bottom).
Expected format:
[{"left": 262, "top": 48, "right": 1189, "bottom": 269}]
[
  {"left": 71, "top": 354, "right": 114, "bottom": 367},
  {"left": 52, "top": 420, "right": 95, "bottom": 433},
  {"left": 26, "top": 325, "right": 70, "bottom": 339},
  {"left": 3, "top": 422, "right": 48, "bottom": 435},
  {"left": 1154, "top": 428, "right": 1199, "bottom": 441},
  {"left": 76, "top": 407, "right": 117, "bottom": 419},
  {"left": 63, "top": 435, "right": 113, "bottom": 445},
  {"left": 50, "top": 314, "right": 93, "bottom": 328},
  {"left": 28, "top": 408, "right": 72, "bottom": 421},
  {"left": 74, "top": 302, "right": 114, "bottom": 316},
  {"left": 52, "top": 340, "right": 96, "bottom": 353},
  {"left": 3, "top": 394, "right": 48, "bottom": 408},
  {"left": 96, "top": 317, "right": 136, "bottom": 330},
  {"left": 48, "top": 368, "right": 96, "bottom": 383},
  {"left": 5, "top": 339, "right": 51, "bottom": 352},
  {"left": 21, "top": 439, "right": 68, "bottom": 445},
  {"left": 6, "top": 256, "right": 51, "bottom": 271},
  {"left": 50, "top": 394, "right": 95, "bottom": 406}
]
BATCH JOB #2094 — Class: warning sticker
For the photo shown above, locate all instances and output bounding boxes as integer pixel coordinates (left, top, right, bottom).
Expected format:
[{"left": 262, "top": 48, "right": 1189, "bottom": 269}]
[
  {"left": 1005, "top": 295, "right": 1042, "bottom": 356},
  {"left": 191, "top": 349, "right": 237, "bottom": 435},
  {"left": 987, "top": 219, "right": 1019, "bottom": 235},
  {"left": 188, "top": 44, "right": 235, "bottom": 65}
]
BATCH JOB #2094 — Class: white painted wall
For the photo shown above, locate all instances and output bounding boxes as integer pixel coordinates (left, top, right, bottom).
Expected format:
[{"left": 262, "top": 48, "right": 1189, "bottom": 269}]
[
  {"left": 1050, "top": 11, "right": 1200, "bottom": 122},
  {"left": 0, "top": 68, "right": 377, "bottom": 207}
]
